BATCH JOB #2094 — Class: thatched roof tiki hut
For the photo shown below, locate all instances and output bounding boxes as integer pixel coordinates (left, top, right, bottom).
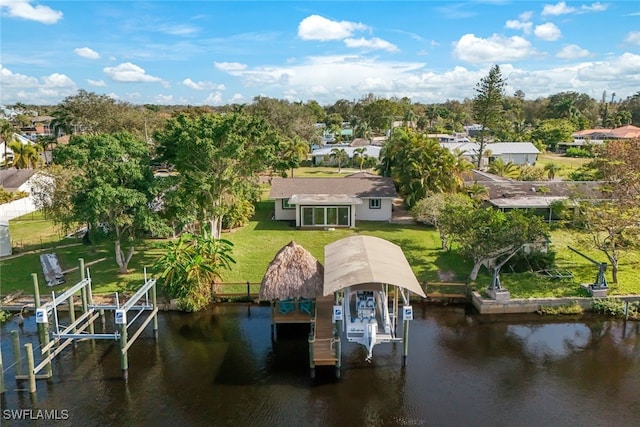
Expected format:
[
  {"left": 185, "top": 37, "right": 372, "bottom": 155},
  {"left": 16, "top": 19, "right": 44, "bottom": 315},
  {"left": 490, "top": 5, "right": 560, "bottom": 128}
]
[{"left": 259, "top": 241, "right": 324, "bottom": 340}]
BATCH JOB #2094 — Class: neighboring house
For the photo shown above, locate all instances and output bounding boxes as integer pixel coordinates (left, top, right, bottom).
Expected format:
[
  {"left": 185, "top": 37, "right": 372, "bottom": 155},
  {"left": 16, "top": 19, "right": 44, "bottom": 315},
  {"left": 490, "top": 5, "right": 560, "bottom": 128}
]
[
  {"left": 441, "top": 142, "right": 540, "bottom": 168},
  {"left": 428, "top": 133, "right": 470, "bottom": 144},
  {"left": 0, "top": 169, "right": 43, "bottom": 220},
  {"left": 568, "top": 125, "right": 640, "bottom": 147},
  {"left": 465, "top": 177, "right": 609, "bottom": 222},
  {"left": 269, "top": 172, "right": 397, "bottom": 228},
  {"left": 311, "top": 145, "right": 382, "bottom": 166}
]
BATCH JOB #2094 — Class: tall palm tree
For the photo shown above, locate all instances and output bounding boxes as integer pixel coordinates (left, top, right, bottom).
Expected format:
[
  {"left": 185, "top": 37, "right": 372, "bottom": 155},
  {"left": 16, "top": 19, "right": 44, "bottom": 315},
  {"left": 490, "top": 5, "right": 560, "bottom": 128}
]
[
  {"left": 8, "top": 141, "right": 42, "bottom": 169},
  {"left": 353, "top": 147, "right": 368, "bottom": 171},
  {"left": 330, "top": 147, "right": 348, "bottom": 173},
  {"left": 280, "top": 136, "right": 308, "bottom": 177},
  {"left": 451, "top": 149, "right": 473, "bottom": 189},
  {"left": 0, "top": 120, "right": 17, "bottom": 169}
]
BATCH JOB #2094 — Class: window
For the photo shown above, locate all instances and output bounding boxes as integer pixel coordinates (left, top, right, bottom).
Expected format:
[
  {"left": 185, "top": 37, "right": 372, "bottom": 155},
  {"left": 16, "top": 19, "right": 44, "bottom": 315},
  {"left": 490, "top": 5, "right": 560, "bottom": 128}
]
[
  {"left": 369, "top": 199, "right": 381, "bottom": 209},
  {"left": 300, "top": 206, "right": 350, "bottom": 227},
  {"left": 282, "top": 198, "right": 295, "bottom": 210}
]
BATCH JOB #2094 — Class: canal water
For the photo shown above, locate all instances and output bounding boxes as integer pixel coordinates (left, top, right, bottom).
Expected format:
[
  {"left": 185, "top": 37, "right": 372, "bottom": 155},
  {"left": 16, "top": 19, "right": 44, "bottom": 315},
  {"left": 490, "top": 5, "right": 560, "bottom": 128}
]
[{"left": 1, "top": 304, "right": 639, "bottom": 426}]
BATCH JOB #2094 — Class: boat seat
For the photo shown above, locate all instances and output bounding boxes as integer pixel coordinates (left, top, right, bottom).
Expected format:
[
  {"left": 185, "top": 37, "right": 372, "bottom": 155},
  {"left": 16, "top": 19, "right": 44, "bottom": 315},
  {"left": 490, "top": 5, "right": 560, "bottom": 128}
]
[
  {"left": 278, "top": 298, "right": 295, "bottom": 315},
  {"left": 299, "top": 298, "right": 314, "bottom": 315}
]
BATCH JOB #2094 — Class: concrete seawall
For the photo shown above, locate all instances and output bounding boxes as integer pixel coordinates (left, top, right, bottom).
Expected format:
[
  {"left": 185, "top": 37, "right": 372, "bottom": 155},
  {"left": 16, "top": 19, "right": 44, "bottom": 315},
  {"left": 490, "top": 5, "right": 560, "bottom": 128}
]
[{"left": 471, "top": 291, "right": 640, "bottom": 314}]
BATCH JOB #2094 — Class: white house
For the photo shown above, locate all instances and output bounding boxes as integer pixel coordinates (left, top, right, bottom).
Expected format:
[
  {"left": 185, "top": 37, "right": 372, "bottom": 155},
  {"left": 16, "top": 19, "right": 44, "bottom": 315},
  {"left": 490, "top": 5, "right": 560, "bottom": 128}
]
[
  {"left": 0, "top": 219, "right": 11, "bottom": 256},
  {"left": 269, "top": 172, "right": 397, "bottom": 228},
  {"left": 441, "top": 142, "right": 540, "bottom": 168},
  {"left": 310, "top": 145, "right": 382, "bottom": 166}
]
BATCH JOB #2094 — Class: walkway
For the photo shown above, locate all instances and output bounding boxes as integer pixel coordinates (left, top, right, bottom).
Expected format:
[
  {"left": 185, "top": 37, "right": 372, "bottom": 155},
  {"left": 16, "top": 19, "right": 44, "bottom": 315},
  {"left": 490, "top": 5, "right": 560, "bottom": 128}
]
[
  {"left": 312, "top": 295, "right": 338, "bottom": 366},
  {"left": 390, "top": 198, "right": 416, "bottom": 224}
]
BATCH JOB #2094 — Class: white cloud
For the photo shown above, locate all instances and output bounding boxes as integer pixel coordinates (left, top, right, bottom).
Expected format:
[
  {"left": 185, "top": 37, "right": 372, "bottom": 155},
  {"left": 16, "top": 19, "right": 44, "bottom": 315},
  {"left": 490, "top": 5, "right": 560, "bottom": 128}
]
[
  {"left": 519, "top": 11, "right": 534, "bottom": 21},
  {"left": 556, "top": 44, "right": 590, "bottom": 59},
  {"left": 542, "top": 2, "right": 576, "bottom": 16},
  {"left": 581, "top": 2, "right": 607, "bottom": 12},
  {"left": 204, "top": 92, "right": 223, "bottom": 105},
  {"left": 214, "top": 62, "right": 247, "bottom": 73},
  {"left": 0, "top": 0, "right": 63, "bottom": 24},
  {"left": 182, "top": 78, "right": 225, "bottom": 91},
  {"left": 103, "top": 62, "right": 163, "bottom": 83},
  {"left": 625, "top": 31, "right": 640, "bottom": 46},
  {"left": 542, "top": 1, "right": 607, "bottom": 16},
  {"left": 453, "top": 34, "right": 537, "bottom": 63},
  {"left": 74, "top": 47, "right": 100, "bottom": 60},
  {"left": 535, "top": 23, "right": 562, "bottom": 41},
  {"left": 0, "top": 66, "right": 77, "bottom": 103},
  {"left": 0, "top": 65, "right": 39, "bottom": 87},
  {"left": 42, "top": 73, "right": 75, "bottom": 88},
  {"left": 344, "top": 37, "right": 399, "bottom": 52},
  {"left": 88, "top": 79, "right": 106, "bottom": 87},
  {"left": 505, "top": 19, "right": 533, "bottom": 34},
  {"left": 297, "top": 15, "right": 368, "bottom": 41},
  {"left": 156, "top": 24, "right": 199, "bottom": 36},
  {"left": 229, "top": 93, "right": 246, "bottom": 104},
  {"left": 155, "top": 94, "right": 174, "bottom": 104}
]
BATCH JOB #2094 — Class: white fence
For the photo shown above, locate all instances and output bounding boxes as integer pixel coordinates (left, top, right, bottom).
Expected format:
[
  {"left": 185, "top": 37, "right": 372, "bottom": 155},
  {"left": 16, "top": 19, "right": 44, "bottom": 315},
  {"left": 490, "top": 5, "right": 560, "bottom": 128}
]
[{"left": 0, "top": 196, "right": 38, "bottom": 221}]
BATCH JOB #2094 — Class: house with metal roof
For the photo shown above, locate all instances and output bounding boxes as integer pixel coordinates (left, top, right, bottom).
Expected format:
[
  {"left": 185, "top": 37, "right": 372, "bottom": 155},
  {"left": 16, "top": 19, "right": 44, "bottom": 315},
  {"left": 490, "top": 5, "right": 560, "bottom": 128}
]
[
  {"left": 269, "top": 173, "right": 397, "bottom": 228},
  {"left": 441, "top": 141, "right": 540, "bottom": 168}
]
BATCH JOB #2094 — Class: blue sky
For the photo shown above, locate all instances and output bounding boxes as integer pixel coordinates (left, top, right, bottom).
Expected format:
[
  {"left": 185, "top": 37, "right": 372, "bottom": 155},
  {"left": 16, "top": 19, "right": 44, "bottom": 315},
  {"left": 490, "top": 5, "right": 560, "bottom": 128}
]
[{"left": 1, "top": 1, "right": 639, "bottom": 106}]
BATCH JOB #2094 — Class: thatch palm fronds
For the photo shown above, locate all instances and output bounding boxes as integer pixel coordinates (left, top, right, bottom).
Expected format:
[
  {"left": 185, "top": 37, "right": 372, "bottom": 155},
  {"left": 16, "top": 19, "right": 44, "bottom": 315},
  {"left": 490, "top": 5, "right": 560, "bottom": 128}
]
[{"left": 259, "top": 241, "right": 324, "bottom": 300}]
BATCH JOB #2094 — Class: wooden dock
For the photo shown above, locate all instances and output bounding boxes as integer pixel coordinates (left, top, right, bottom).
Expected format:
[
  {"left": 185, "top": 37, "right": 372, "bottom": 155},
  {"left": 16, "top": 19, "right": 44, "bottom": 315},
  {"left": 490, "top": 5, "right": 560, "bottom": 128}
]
[{"left": 312, "top": 295, "right": 339, "bottom": 366}]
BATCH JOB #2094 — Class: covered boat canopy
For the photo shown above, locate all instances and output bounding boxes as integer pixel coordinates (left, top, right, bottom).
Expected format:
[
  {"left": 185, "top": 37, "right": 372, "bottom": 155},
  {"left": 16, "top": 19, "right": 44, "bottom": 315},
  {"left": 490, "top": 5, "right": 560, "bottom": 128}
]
[
  {"left": 259, "top": 241, "right": 324, "bottom": 300},
  {"left": 323, "top": 235, "right": 425, "bottom": 297}
]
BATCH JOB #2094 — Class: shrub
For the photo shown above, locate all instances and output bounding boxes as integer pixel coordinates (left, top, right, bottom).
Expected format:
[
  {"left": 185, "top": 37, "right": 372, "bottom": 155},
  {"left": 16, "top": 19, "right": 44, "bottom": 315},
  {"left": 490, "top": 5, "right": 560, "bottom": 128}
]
[
  {"left": 0, "top": 310, "right": 12, "bottom": 323},
  {"left": 565, "top": 147, "right": 595, "bottom": 158},
  {"left": 538, "top": 302, "right": 584, "bottom": 315},
  {"left": 591, "top": 298, "right": 640, "bottom": 319},
  {"left": 506, "top": 249, "right": 556, "bottom": 273}
]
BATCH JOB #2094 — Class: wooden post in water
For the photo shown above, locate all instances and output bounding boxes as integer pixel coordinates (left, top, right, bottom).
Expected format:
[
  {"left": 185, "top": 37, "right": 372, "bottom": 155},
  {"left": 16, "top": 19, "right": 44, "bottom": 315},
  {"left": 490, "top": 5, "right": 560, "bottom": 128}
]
[
  {"left": 151, "top": 282, "right": 158, "bottom": 340},
  {"left": 120, "top": 322, "right": 128, "bottom": 381},
  {"left": 79, "top": 258, "right": 95, "bottom": 335},
  {"left": 32, "top": 273, "right": 52, "bottom": 378},
  {"left": 0, "top": 346, "right": 5, "bottom": 394},
  {"left": 11, "top": 330, "right": 22, "bottom": 376},
  {"left": 308, "top": 335, "right": 315, "bottom": 379},
  {"left": 25, "top": 343, "right": 36, "bottom": 394},
  {"left": 335, "top": 337, "right": 341, "bottom": 379},
  {"left": 402, "top": 318, "right": 409, "bottom": 367}
]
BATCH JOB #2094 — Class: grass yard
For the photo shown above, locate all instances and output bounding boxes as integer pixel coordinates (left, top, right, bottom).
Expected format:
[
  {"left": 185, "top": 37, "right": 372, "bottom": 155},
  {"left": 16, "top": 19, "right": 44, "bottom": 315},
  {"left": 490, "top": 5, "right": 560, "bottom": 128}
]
[
  {"left": 2, "top": 203, "right": 640, "bottom": 300},
  {"left": 536, "top": 152, "right": 591, "bottom": 179}
]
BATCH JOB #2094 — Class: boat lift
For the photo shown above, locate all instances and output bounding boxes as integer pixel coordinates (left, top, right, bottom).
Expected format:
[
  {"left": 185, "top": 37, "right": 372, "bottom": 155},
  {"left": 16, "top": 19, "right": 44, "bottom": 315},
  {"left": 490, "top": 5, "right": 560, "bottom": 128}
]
[
  {"left": 8, "top": 259, "right": 159, "bottom": 394},
  {"left": 567, "top": 246, "right": 608, "bottom": 295}
]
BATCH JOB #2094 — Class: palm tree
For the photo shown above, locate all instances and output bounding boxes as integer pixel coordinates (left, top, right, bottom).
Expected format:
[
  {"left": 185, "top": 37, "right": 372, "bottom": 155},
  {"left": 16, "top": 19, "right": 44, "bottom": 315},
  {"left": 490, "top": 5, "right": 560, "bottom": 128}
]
[
  {"left": 451, "top": 149, "right": 473, "bottom": 189},
  {"left": 488, "top": 158, "right": 519, "bottom": 178},
  {"left": 466, "top": 182, "right": 489, "bottom": 202},
  {"left": 154, "top": 230, "right": 235, "bottom": 312},
  {"left": 544, "top": 163, "right": 561, "bottom": 180},
  {"left": 280, "top": 136, "right": 308, "bottom": 177},
  {"left": 330, "top": 147, "right": 348, "bottom": 173},
  {"left": 0, "top": 120, "right": 17, "bottom": 169},
  {"left": 8, "top": 141, "right": 42, "bottom": 169},
  {"left": 353, "top": 147, "right": 368, "bottom": 171}
]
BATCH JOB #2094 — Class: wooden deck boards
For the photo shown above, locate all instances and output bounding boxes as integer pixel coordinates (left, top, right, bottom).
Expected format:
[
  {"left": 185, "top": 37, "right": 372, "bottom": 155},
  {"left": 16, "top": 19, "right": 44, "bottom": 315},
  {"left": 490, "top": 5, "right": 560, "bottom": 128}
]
[{"left": 313, "top": 295, "right": 338, "bottom": 365}]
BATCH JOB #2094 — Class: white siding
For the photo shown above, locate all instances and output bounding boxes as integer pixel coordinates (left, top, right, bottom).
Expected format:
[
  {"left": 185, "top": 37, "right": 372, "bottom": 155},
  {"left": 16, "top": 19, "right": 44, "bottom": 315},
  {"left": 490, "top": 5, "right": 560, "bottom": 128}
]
[
  {"left": 273, "top": 199, "right": 296, "bottom": 221},
  {"left": 355, "top": 198, "right": 393, "bottom": 221},
  {"left": 497, "top": 153, "right": 537, "bottom": 165}
]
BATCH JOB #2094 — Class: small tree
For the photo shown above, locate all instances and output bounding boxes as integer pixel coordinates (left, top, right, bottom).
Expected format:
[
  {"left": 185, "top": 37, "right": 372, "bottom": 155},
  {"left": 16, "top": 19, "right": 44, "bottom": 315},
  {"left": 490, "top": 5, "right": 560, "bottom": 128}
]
[
  {"left": 441, "top": 207, "right": 550, "bottom": 281},
  {"left": 353, "top": 147, "right": 368, "bottom": 171},
  {"left": 412, "top": 192, "right": 474, "bottom": 250},
  {"left": 154, "top": 230, "right": 235, "bottom": 311}
]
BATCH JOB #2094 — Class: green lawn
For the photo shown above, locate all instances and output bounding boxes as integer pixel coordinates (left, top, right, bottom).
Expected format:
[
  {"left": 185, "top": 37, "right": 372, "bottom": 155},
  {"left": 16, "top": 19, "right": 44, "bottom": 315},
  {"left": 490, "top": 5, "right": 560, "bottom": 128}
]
[
  {"left": 536, "top": 152, "right": 591, "bottom": 179},
  {"left": 2, "top": 205, "right": 640, "bottom": 300}
]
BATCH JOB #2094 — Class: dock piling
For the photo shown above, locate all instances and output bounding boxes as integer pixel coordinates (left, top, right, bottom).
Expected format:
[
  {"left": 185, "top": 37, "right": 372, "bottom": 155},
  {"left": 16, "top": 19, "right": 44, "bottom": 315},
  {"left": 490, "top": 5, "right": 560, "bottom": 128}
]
[
  {"left": 11, "top": 330, "right": 22, "bottom": 377},
  {"left": 25, "top": 343, "right": 36, "bottom": 394},
  {"left": 120, "top": 322, "right": 128, "bottom": 381},
  {"left": 0, "top": 346, "right": 5, "bottom": 394}
]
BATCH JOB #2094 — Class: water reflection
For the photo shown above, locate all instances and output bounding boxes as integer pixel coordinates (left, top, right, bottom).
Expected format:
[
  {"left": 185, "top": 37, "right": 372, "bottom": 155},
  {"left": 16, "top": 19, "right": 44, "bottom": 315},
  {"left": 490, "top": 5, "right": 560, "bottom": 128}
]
[{"left": 1, "top": 305, "right": 639, "bottom": 426}]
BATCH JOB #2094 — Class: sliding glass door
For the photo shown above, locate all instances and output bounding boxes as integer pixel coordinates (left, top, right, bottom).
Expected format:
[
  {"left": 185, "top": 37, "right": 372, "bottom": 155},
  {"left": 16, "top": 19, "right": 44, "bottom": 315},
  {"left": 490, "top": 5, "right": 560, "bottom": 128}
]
[{"left": 301, "top": 206, "right": 350, "bottom": 227}]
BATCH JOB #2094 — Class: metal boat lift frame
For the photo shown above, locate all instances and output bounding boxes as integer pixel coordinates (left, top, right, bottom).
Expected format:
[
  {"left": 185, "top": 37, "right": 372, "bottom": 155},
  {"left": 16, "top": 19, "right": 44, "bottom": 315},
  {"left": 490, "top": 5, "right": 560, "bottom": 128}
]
[{"left": 9, "top": 258, "right": 159, "bottom": 394}]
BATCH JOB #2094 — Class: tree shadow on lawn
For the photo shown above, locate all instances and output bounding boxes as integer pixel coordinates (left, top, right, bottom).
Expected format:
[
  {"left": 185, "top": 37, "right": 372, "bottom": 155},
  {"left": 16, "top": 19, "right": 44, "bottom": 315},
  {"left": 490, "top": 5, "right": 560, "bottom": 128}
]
[{"left": 392, "top": 237, "right": 470, "bottom": 283}]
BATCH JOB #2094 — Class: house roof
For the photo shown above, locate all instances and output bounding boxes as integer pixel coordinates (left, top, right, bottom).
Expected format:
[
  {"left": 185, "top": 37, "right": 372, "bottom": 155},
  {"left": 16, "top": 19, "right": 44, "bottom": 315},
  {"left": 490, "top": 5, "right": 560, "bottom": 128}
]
[
  {"left": 573, "top": 125, "right": 640, "bottom": 140},
  {"left": 259, "top": 241, "right": 324, "bottom": 300},
  {"left": 471, "top": 180, "right": 609, "bottom": 205},
  {"left": 270, "top": 175, "right": 397, "bottom": 199},
  {"left": 323, "top": 235, "right": 425, "bottom": 297},
  {"left": 441, "top": 142, "right": 540, "bottom": 156},
  {"left": 0, "top": 169, "right": 37, "bottom": 191}
]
